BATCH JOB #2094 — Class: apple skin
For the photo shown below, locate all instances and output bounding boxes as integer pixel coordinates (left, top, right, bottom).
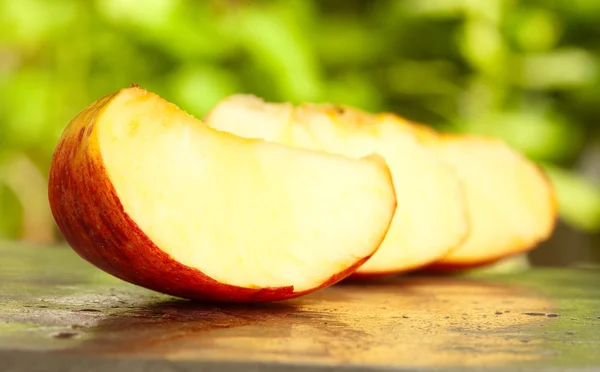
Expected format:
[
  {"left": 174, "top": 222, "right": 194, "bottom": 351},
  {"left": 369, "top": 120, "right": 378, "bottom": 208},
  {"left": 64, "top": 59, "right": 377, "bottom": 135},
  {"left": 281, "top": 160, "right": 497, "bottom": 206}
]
[{"left": 48, "top": 91, "right": 376, "bottom": 303}]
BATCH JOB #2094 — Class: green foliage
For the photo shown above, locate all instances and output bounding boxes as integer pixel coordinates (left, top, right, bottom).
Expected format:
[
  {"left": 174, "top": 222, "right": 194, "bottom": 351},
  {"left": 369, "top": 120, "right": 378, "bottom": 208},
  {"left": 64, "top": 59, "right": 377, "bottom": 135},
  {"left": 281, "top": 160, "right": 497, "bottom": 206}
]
[
  {"left": 1, "top": 0, "right": 600, "bottom": 240},
  {"left": 0, "top": 183, "right": 21, "bottom": 240}
]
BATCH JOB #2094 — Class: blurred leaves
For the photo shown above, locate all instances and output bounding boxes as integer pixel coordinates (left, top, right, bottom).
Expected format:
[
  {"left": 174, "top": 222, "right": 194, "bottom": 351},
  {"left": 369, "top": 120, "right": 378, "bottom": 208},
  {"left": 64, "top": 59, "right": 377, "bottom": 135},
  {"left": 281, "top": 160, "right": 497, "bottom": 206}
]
[
  {"left": 543, "top": 164, "right": 600, "bottom": 232},
  {"left": 0, "top": 183, "right": 21, "bottom": 241},
  {"left": 168, "top": 63, "right": 240, "bottom": 117},
  {"left": 0, "top": 0, "right": 78, "bottom": 45},
  {"left": 0, "top": 152, "right": 54, "bottom": 243},
  {"left": 507, "top": 7, "right": 561, "bottom": 53},
  {"left": 1, "top": 0, "right": 600, "bottom": 242},
  {"left": 517, "top": 48, "right": 597, "bottom": 90}
]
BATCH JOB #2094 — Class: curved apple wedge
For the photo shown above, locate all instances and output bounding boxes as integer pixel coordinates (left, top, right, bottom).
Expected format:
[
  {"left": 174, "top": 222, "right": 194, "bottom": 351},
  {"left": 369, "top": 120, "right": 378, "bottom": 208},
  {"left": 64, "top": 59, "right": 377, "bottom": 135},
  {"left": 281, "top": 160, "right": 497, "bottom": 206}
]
[
  {"left": 375, "top": 117, "right": 557, "bottom": 270},
  {"left": 422, "top": 134, "right": 558, "bottom": 270},
  {"left": 205, "top": 95, "right": 469, "bottom": 277},
  {"left": 48, "top": 87, "right": 397, "bottom": 302}
]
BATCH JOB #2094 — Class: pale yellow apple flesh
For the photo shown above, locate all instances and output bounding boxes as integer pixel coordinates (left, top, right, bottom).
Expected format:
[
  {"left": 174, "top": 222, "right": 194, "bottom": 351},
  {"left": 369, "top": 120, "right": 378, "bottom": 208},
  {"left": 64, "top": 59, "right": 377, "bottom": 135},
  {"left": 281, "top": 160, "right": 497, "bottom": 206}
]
[
  {"left": 100, "top": 89, "right": 398, "bottom": 291},
  {"left": 421, "top": 134, "right": 557, "bottom": 268},
  {"left": 205, "top": 95, "right": 469, "bottom": 276},
  {"left": 374, "top": 116, "right": 557, "bottom": 268},
  {"left": 50, "top": 87, "right": 398, "bottom": 301}
]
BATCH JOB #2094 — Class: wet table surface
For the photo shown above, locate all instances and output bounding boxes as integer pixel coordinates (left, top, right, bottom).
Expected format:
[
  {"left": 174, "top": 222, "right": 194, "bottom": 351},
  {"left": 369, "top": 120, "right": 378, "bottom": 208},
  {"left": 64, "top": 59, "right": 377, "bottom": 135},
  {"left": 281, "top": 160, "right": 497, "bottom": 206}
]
[{"left": 0, "top": 242, "right": 599, "bottom": 372}]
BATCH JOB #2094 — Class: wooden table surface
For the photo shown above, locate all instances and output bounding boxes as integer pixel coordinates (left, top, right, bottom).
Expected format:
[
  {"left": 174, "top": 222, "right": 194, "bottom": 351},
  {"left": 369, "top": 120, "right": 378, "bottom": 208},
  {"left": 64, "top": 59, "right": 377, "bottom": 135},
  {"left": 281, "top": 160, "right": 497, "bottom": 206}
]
[{"left": 0, "top": 242, "right": 599, "bottom": 372}]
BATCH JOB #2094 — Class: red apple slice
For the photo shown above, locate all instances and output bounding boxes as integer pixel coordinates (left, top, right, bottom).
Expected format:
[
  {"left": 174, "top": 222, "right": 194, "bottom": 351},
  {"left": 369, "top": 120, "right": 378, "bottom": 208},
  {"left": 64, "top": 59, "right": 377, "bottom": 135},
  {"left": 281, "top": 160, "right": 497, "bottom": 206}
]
[
  {"left": 205, "top": 95, "right": 469, "bottom": 276},
  {"left": 48, "top": 87, "right": 397, "bottom": 302}
]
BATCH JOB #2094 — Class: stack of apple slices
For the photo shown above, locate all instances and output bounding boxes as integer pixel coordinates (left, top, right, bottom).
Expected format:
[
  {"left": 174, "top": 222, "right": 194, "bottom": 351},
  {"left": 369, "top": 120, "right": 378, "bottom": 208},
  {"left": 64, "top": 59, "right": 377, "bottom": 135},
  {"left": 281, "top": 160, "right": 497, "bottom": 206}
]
[
  {"left": 48, "top": 87, "right": 396, "bottom": 302},
  {"left": 380, "top": 118, "right": 558, "bottom": 270},
  {"left": 48, "top": 86, "right": 557, "bottom": 303},
  {"left": 205, "top": 96, "right": 557, "bottom": 275},
  {"left": 204, "top": 96, "right": 469, "bottom": 277}
]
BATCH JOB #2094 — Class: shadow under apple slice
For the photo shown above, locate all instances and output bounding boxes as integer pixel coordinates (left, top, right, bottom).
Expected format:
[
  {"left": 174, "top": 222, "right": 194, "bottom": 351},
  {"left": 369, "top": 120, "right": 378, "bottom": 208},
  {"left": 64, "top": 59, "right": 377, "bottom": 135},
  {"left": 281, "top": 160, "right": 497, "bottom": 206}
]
[{"left": 55, "top": 274, "right": 575, "bottom": 370}]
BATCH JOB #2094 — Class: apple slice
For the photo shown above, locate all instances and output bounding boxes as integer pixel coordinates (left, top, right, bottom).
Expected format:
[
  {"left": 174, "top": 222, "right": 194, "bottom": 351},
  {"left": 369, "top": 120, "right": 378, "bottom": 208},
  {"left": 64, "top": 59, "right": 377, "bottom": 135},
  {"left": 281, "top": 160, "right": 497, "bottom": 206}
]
[
  {"left": 205, "top": 95, "right": 469, "bottom": 277},
  {"left": 48, "top": 87, "right": 397, "bottom": 302},
  {"left": 426, "top": 134, "right": 557, "bottom": 269},
  {"left": 378, "top": 117, "right": 558, "bottom": 270}
]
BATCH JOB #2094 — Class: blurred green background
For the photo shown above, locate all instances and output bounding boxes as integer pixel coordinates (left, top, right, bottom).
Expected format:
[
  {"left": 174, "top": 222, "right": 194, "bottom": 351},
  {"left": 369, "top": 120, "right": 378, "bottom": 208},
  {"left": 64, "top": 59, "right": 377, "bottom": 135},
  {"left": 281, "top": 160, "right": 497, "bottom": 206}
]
[{"left": 1, "top": 0, "right": 599, "bottom": 265}]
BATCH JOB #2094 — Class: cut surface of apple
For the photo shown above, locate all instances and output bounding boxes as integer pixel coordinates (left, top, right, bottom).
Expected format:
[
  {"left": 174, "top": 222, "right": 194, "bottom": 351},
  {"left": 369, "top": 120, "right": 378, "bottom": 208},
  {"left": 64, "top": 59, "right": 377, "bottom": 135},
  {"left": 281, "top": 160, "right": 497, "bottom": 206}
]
[
  {"left": 205, "top": 95, "right": 469, "bottom": 276},
  {"left": 48, "top": 87, "right": 397, "bottom": 302},
  {"left": 418, "top": 134, "right": 557, "bottom": 269},
  {"left": 378, "top": 117, "right": 557, "bottom": 269}
]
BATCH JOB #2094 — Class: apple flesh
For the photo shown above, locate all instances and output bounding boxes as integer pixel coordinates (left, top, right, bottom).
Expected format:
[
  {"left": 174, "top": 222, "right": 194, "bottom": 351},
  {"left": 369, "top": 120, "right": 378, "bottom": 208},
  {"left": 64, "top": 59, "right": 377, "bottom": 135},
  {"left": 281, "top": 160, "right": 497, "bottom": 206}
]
[
  {"left": 48, "top": 87, "right": 397, "bottom": 302},
  {"left": 375, "top": 116, "right": 557, "bottom": 269},
  {"left": 204, "top": 95, "right": 469, "bottom": 276},
  {"left": 424, "top": 134, "right": 557, "bottom": 270}
]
